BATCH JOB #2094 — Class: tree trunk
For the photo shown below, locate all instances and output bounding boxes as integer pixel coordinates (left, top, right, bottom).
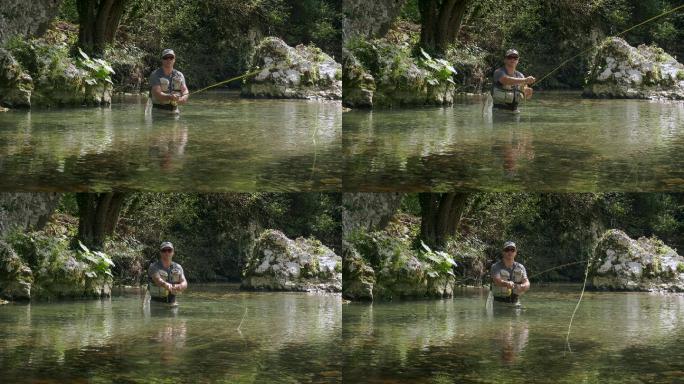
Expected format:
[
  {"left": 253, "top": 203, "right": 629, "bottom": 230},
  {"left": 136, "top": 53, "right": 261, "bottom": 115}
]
[
  {"left": 419, "top": 193, "right": 470, "bottom": 249},
  {"left": 76, "top": 193, "right": 128, "bottom": 250},
  {"left": 77, "top": 0, "right": 128, "bottom": 56},
  {"left": 419, "top": 0, "right": 472, "bottom": 54}
]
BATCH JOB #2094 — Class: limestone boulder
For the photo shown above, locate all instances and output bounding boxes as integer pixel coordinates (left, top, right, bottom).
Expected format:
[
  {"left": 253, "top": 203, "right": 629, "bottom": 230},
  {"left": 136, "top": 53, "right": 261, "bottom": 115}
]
[{"left": 242, "top": 229, "right": 342, "bottom": 292}]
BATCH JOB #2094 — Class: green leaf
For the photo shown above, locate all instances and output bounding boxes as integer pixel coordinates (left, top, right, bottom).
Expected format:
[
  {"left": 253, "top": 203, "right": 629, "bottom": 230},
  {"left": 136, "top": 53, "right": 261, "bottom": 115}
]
[
  {"left": 420, "top": 47, "right": 432, "bottom": 61},
  {"left": 427, "top": 270, "right": 438, "bottom": 278},
  {"left": 85, "top": 271, "right": 97, "bottom": 278},
  {"left": 78, "top": 240, "right": 90, "bottom": 253},
  {"left": 85, "top": 78, "right": 97, "bottom": 85},
  {"left": 78, "top": 47, "right": 90, "bottom": 61},
  {"left": 420, "top": 240, "right": 432, "bottom": 253}
]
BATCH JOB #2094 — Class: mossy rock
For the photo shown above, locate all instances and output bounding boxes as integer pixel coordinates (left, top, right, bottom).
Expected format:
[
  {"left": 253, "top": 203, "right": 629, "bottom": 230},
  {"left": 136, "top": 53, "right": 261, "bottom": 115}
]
[
  {"left": 0, "top": 240, "right": 33, "bottom": 300},
  {"left": 0, "top": 48, "right": 33, "bottom": 108}
]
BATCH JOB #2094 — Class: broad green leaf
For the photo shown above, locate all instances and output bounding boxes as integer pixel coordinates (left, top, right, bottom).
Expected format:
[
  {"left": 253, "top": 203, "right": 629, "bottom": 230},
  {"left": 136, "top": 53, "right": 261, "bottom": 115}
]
[
  {"left": 78, "top": 47, "right": 90, "bottom": 61},
  {"left": 420, "top": 240, "right": 432, "bottom": 253},
  {"left": 420, "top": 47, "right": 432, "bottom": 61}
]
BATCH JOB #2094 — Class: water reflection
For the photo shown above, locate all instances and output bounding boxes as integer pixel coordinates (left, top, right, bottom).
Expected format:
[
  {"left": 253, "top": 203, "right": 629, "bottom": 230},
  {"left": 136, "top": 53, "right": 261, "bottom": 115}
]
[
  {"left": 0, "top": 285, "right": 341, "bottom": 383},
  {"left": 0, "top": 93, "right": 342, "bottom": 191},
  {"left": 343, "top": 93, "right": 684, "bottom": 191},
  {"left": 342, "top": 286, "right": 684, "bottom": 383}
]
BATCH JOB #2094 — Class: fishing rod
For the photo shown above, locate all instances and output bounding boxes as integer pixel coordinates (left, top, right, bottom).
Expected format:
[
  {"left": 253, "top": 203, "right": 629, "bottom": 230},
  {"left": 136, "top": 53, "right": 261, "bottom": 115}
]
[
  {"left": 186, "top": 68, "right": 264, "bottom": 97},
  {"left": 527, "top": 260, "right": 588, "bottom": 280},
  {"left": 533, "top": 3, "right": 684, "bottom": 87}
]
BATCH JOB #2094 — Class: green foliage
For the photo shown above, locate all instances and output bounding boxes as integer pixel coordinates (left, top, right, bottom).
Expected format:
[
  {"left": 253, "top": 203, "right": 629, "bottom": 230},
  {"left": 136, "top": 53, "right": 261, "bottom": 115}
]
[
  {"left": 76, "top": 48, "right": 115, "bottom": 86},
  {"left": 419, "top": 48, "right": 456, "bottom": 86},
  {"left": 76, "top": 241, "right": 115, "bottom": 279},
  {"left": 677, "top": 263, "right": 684, "bottom": 273},
  {"left": 418, "top": 240, "right": 457, "bottom": 278}
]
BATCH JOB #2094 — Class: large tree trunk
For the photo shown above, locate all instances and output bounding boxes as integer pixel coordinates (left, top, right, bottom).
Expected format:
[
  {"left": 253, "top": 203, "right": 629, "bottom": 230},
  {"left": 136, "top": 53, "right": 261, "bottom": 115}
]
[
  {"left": 419, "top": 192, "right": 470, "bottom": 249},
  {"left": 76, "top": 0, "right": 128, "bottom": 56},
  {"left": 76, "top": 193, "right": 128, "bottom": 250},
  {"left": 418, "top": 0, "right": 471, "bottom": 54}
]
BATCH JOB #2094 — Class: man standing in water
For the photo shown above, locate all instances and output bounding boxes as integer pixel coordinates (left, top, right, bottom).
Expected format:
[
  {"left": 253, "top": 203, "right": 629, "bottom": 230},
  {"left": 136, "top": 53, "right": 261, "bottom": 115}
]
[
  {"left": 491, "top": 241, "right": 530, "bottom": 303},
  {"left": 149, "top": 49, "right": 189, "bottom": 112},
  {"left": 491, "top": 49, "right": 536, "bottom": 111},
  {"left": 148, "top": 241, "right": 188, "bottom": 304}
]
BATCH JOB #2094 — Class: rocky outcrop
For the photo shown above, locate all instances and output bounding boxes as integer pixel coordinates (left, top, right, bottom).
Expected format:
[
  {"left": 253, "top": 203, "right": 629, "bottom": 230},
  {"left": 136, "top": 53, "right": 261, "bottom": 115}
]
[
  {"left": 0, "top": 240, "right": 33, "bottom": 300},
  {"left": 241, "top": 37, "right": 342, "bottom": 100},
  {"left": 343, "top": 38, "right": 456, "bottom": 107},
  {"left": 0, "top": 0, "right": 63, "bottom": 44},
  {"left": 0, "top": 193, "right": 62, "bottom": 236},
  {"left": 343, "top": 0, "right": 407, "bottom": 39},
  {"left": 241, "top": 230, "right": 342, "bottom": 292},
  {"left": 0, "top": 48, "right": 33, "bottom": 107},
  {"left": 584, "top": 37, "right": 684, "bottom": 100},
  {"left": 344, "top": 219, "right": 456, "bottom": 301},
  {"left": 342, "top": 193, "right": 404, "bottom": 235},
  {"left": 589, "top": 229, "right": 684, "bottom": 292},
  {"left": 0, "top": 231, "right": 113, "bottom": 300}
]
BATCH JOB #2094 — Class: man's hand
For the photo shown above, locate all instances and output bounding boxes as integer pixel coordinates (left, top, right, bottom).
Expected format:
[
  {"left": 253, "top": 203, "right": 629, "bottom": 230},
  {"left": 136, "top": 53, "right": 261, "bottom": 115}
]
[
  {"left": 524, "top": 87, "right": 533, "bottom": 99},
  {"left": 525, "top": 76, "right": 536, "bottom": 85}
]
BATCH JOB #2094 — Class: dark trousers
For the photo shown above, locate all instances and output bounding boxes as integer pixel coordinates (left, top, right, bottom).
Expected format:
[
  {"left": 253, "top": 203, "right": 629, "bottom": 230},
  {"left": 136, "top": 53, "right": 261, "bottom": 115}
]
[{"left": 493, "top": 293, "right": 519, "bottom": 303}]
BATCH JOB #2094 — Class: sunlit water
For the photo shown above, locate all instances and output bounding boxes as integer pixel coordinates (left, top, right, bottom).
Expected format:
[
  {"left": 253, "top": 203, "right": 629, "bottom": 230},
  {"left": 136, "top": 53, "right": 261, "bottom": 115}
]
[
  {"left": 0, "top": 93, "right": 341, "bottom": 191},
  {"left": 343, "top": 285, "right": 684, "bottom": 384},
  {"left": 343, "top": 92, "right": 684, "bottom": 192},
  {"left": 0, "top": 285, "right": 341, "bottom": 383}
]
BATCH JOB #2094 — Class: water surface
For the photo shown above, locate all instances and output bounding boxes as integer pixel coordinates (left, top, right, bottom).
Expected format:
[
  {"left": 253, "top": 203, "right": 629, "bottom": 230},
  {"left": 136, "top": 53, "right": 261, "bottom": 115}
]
[
  {"left": 0, "top": 93, "right": 341, "bottom": 191},
  {"left": 0, "top": 284, "right": 341, "bottom": 383},
  {"left": 343, "top": 93, "right": 684, "bottom": 191},
  {"left": 343, "top": 285, "right": 684, "bottom": 383}
]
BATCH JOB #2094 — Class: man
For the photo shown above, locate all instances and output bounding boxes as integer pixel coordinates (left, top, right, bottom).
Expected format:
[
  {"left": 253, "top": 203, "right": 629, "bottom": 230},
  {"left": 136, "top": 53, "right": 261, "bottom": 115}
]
[
  {"left": 491, "top": 241, "right": 530, "bottom": 303},
  {"left": 148, "top": 241, "right": 187, "bottom": 304},
  {"left": 491, "top": 49, "right": 536, "bottom": 111},
  {"left": 149, "top": 49, "right": 189, "bottom": 112}
]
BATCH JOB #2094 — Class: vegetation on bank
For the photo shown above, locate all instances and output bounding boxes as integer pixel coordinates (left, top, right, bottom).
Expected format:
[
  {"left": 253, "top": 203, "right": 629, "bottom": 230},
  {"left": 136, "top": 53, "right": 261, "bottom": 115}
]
[
  {"left": 0, "top": 193, "right": 341, "bottom": 300},
  {"left": 346, "top": 0, "right": 684, "bottom": 98},
  {"left": 347, "top": 193, "right": 684, "bottom": 286}
]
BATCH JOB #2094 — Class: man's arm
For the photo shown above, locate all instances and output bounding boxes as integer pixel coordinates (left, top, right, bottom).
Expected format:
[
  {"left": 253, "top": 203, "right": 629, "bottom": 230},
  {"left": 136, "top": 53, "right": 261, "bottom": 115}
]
[
  {"left": 499, "top": 75, "right": 536, "bottom": 86},
  {"left": 152, "top": 85, "right": 178, "bottom": 103},
  {"left": 177, "top": 82, "right": 189, "bottom": 104},
  {"left": 171, "top": 268, "right": 188, "bottom": 293},
  {"left": 493, "top": 274, "right": 515, "bottom": 289}
]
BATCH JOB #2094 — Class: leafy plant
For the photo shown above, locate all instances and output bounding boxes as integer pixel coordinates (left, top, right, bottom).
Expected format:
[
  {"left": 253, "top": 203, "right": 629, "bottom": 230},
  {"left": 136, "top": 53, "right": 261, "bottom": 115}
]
[
  {"left": 77, "top": 240, "right": 115, "bottom": 279},
  {"left": 419, "top": 48, "right": 457, "bottom": 86},
  {"left": 76, "top": 47, "right": 115, "bottom": 86},
  {"left": 419, "top": 240, "right": 457, "bottom": 278}
]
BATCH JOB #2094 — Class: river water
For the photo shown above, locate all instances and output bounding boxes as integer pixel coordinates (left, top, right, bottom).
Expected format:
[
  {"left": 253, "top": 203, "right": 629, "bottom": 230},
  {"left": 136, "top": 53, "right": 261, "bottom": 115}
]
[
  {"left": 0, "top": 285, "right": 341, "bottom": 383},
  {"left": 343, "top": 93, "right": 684, "bottom": 192},
  {"left": 342, "top": 285, "right": 684, "bottom": 384},
  {"left": 0, "top": 93, "right": 341, "bottom": 192}
]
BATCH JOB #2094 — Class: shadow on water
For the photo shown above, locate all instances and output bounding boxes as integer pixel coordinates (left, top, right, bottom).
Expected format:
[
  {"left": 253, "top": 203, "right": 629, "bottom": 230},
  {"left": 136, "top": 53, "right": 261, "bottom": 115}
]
[
  {"left": 0, "top": 93, "right": 342, "bottom": 191},
  {"left": 343, "top": 92, "right": 684, "bottom": 192}
]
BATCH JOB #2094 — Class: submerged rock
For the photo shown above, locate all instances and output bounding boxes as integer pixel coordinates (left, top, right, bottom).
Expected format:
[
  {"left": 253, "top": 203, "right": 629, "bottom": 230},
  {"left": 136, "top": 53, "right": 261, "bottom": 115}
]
[
  {"left": 242, "top": 37, "right": 341, "bottom": 100},
  {"left": 584, "top": 37, "right": 684, "bottom": 100},
  {"left": 241, "top": 229, "right": 342, "bottom": 292},
  {"left": 0, "top": 48, "right": 33, "bottom": 107},
  {"left": 589, "top": 229, "right": 684, "bottom": 292},
  {"left": 0, "top": 240, "right": 33, "bottom": 300}
]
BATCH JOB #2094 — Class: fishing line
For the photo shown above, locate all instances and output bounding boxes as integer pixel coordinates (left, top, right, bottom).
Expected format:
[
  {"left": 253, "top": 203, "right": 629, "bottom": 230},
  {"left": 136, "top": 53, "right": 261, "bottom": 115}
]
[
  {"left": 528, "top": 260, "right": 588, "bottom": 281},
  {"left": 565, "top": 255, "right": 591, "bottom": 353},
  {"left": 187, "top": 68, "right": 264, "bottom": 96},
  {"left": 533, "top": 3, "right": 684, "bottom": 87}
]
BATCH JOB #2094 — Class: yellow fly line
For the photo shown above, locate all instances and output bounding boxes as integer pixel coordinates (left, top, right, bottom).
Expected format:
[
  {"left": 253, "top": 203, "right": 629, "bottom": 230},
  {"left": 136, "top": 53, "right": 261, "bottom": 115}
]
[
  {"left": 187, "top": 68, "right": 264, "bottom": 96},
  {"left": 533, "top": 3, "right": 684, "bottom": 87}
]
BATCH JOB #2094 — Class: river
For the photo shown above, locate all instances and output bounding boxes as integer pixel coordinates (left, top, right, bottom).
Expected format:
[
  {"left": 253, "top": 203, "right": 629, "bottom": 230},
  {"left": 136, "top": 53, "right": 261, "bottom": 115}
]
[
  {"left": 342, "top": 285, "right": 684, "bottom": 383},
  {"left": 0, "top": 93, "right": 341, "bottom": 192},
  {"left": 343, "top": 92, "right": 684, "bottom": 192},
  {"left": 0, "top": 285, "right": 341, "bottom": 383}
]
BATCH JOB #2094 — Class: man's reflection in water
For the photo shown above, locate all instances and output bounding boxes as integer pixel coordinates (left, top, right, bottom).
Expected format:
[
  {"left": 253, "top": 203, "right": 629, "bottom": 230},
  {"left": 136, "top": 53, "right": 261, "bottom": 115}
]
[
  {"left": 143, "top": 299, "right": 187, "bottom": 365},
  {"left": 494, "top": 319, "right": 529, "bottom": 364},
  {"left": 491, "top": 113, "right": 535, "bottom": 178},
  {"left": 145, "top": 115, "right": 188, "bottom": 172}
]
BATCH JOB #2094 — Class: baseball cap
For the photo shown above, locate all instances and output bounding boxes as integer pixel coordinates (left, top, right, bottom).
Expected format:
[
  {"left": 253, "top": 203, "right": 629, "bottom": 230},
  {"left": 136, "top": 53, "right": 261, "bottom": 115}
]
[
  {"left": 503, "top": 241, "right": 517, "bottom": 250},
  {"left": 161, "top": 49, "right": 175, "bottom": 58},
  {"left": 160, "top": 241, "right": 174, "bottom": 250},
  {"left": 505, "top": 49, "right": 519, "bottom": 58}
]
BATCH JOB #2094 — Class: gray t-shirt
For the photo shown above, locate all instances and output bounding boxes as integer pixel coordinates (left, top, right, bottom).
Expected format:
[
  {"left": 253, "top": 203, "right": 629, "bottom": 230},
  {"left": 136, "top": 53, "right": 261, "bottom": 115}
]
[
  {"left": 148, "top": 260, "right": 185, "bottom": 298},
  {"left": 149, "top": 68, "right": 186, "bottom": 104},
  {"left": 492, "top": 67, "right": 524, "bottom": 91},
  {"left": 491, "top": 260, "right": 527, "bottom": 297}
]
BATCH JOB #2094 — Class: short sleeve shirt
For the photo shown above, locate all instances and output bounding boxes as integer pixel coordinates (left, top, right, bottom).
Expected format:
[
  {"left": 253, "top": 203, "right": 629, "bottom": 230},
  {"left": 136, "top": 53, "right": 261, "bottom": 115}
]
[
  {"left": 491, "top": 260, "right": 527, "bottom": 297},
  {"left": 149, "top": 68, "right": 186, "bottom": 104},
  {"left": 148, "top": 260, "right": 185, "bottom": 298},
  {"left": 493, "top": 67, "right": 524, "bottom": 91}
]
